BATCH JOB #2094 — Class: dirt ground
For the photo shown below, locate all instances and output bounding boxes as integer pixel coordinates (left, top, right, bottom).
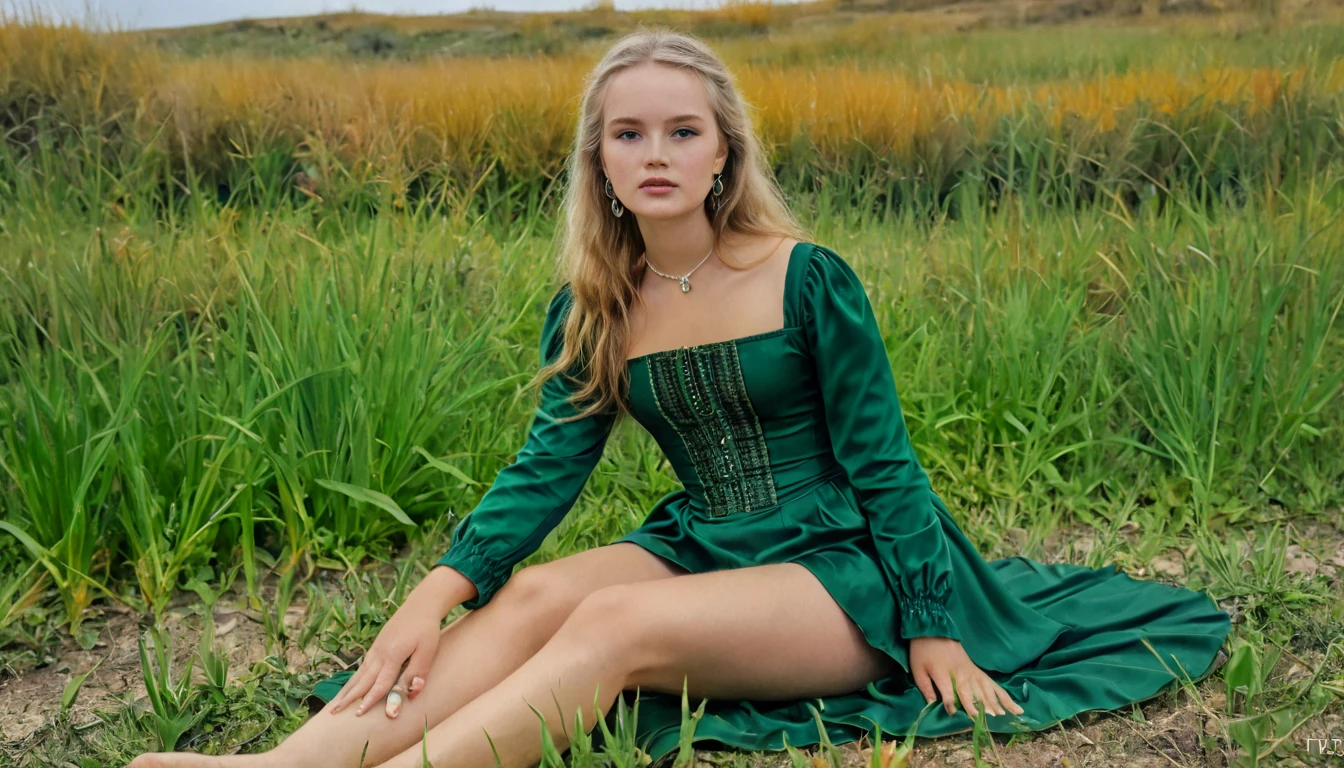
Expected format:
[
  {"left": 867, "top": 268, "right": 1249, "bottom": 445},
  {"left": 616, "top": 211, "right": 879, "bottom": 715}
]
[
  {"left": 0, "top": 619, "right": 1243, "bottom": 767},
  {"left": 2, "top": 519, "right": 1341, "bottom": 766},
  {"left": 0, "top": 598, "right": 316, "bottom": 745}
]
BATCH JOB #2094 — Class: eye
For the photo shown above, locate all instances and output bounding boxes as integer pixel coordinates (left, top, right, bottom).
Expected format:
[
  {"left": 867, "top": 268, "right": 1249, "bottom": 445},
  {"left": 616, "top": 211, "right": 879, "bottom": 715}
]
[{"left": 615, "top": 129, "right": 698, "bottom": 141}]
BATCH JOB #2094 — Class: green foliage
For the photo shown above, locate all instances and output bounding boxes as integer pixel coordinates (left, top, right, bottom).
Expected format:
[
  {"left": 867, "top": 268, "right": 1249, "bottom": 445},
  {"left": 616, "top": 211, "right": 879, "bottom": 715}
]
[
  {"left": 345, "top": 25, "right": 404, "bottom": 57},
  {"left": 1, "top": 11, "right": 1343, "bottom": 768},
  {"left": 137, "top": 627, "right": 208, "bottom": 751}
]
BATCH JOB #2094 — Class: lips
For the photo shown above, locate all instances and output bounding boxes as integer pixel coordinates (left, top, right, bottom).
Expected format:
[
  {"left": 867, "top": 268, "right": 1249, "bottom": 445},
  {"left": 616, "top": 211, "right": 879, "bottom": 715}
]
[{"left": 640, "top": 178, "right": 676, "bottom": 188}]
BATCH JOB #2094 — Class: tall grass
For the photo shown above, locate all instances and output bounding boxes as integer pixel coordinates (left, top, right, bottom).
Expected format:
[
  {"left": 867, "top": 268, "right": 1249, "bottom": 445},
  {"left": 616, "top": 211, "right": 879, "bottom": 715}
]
[
  {"left": 2, "top": 167, "right": 1341, "bottom": 632},
  {"left": 2, "top": 16, "right": 1343, "bottom": 220},
  {"left": 1, "top": 14, "right": 1342, "bottom": 642},
  {"left": 0, "top": 210, "right": 560, "bottom": 624}
]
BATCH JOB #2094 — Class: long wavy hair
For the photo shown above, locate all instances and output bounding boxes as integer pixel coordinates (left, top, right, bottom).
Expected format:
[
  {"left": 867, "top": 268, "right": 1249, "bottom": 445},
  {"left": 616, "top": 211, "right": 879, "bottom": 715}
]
[{"left": 530, "top": 27, "right": 810, "bottom": 424}]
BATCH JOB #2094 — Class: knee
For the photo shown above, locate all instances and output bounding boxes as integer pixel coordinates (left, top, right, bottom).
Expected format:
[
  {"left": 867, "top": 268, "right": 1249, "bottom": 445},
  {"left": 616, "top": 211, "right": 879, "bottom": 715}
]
[
  {"left": 552, "top": 584, "right": 654, "bottom": 668},
  {"left": 488, "top": 563, "right": 590, "bottom": 629}
]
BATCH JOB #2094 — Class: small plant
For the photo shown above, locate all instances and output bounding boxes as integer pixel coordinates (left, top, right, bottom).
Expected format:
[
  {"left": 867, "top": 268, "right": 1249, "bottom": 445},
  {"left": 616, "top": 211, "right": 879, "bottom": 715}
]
[
  {"left": 669, "top": 676, "right": 708, "bottom": 768},
  {"left": 1224, "top": 638, "right": 1264, "bottom": 716},
  {"left": 60, "top": 657, "right": 102, "bottom": 715},
  {"left": 967, "top": 691, "right": 995, "bottom": 767},
  {"left": 137, "top": 626, "right": 209, "bottom": 751},
  {"left": 197, "top": 613, "right": 231, "bottom": 698},
  {"left": 260, "top": 568, "right": 301, "bottom": 654},
  {"left": 592, "top": 684, "right": 648, "bottom": 768},
  {"left": 528, "top": 698, "right": 568, "bottom": 768},
  {"left": 805, "top": 700, "right": 847, "bottom": 768}
]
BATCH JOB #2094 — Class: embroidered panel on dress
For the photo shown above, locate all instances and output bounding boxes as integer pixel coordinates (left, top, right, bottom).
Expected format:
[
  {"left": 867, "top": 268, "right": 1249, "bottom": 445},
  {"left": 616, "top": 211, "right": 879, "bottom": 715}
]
[{"left": 645, "top": 342, "right": 778, "bottom": 517}]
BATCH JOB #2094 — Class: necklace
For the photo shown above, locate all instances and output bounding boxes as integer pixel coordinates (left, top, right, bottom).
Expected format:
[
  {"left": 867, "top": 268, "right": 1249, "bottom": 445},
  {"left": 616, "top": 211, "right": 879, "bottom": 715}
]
[{"left": 644, "top": 246, "right": 714, "bottom": 294}]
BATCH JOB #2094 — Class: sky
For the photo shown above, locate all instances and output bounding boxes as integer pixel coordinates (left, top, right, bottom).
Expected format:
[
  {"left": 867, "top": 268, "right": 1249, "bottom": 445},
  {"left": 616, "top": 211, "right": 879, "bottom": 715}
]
[{"left": 25, "top": 0, "right": 732, "bottom": 30}]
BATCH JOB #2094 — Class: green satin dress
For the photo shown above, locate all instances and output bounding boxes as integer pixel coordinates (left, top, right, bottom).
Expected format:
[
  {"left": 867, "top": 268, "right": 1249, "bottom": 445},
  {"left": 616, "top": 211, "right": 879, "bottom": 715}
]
[{"left": 309, "top": 242, "right": 1231, "bottom": 762}]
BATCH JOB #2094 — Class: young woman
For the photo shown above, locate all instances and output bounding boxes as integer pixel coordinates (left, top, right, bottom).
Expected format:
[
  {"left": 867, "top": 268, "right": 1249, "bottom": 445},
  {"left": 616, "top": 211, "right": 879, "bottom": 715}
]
[{"left": 130, "top": 28, "right": 1231, "bottom": 768}]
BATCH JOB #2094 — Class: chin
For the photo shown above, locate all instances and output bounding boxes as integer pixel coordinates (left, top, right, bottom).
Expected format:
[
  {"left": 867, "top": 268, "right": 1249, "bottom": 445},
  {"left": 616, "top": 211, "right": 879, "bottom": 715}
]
[{"left": 629, "top": 205, "right": 699, "bottom": 220}]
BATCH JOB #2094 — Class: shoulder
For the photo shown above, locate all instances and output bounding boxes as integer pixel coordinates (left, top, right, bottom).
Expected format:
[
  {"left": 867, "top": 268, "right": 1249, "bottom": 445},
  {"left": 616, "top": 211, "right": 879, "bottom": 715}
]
[
  {"left": 801, "top": 242, "right": 861, "bottom": 281},
  {"left": 798, "top": 242, "right": 870, "bottom": 317},
  {"left": 550, "top": 282, "right": 575, "bottom": 311},
  {"left": 544, "top": 282, "right": 580, "bottom": 328},
  {"left": 539, "top": 283, "right": 578, "bottom": 362}
]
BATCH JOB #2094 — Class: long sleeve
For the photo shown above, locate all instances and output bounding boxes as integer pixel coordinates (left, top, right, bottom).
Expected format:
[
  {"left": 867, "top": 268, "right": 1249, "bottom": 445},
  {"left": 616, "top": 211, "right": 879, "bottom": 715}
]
[
  {"left": 435, "top": 283, "right": 616, "bottom": 610},
  {"left": 801, "top": 245, "right": 961, "bottom": 642}
]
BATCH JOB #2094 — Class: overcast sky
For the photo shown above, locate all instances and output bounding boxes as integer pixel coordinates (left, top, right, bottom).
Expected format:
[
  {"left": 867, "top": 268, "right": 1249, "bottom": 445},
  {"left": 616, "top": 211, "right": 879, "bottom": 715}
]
[{"left": 24, "top": 0, "right": 732, "bottom": 30}]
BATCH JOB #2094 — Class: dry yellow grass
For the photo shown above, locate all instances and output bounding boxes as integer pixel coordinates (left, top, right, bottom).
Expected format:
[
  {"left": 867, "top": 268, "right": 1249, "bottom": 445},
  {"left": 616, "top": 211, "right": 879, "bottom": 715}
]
[
  {"left": 2, "top": 14, "right": 1340, "bottom": 199},
  {"left": 140, "top": 57, "right": 1330, "bottom": 170}
]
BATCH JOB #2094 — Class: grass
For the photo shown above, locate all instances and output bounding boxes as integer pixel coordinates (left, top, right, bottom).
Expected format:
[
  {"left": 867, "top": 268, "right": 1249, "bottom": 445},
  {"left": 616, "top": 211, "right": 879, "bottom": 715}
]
[
  {"left": 4, "top": 9, "right": 1344, "bottom": 220},
  {"left": 1, "top": 4, "right": 1343, "bottom": 767}
]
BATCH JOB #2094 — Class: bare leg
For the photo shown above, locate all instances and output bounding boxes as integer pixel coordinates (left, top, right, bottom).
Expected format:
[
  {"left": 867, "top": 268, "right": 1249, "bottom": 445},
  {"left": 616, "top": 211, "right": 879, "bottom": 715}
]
[
  {"left": 375, "top": 562, "right": 896, "bottom": 768},
  {"left": 124, "top": 543, "right": 686, "bottom": 768}
]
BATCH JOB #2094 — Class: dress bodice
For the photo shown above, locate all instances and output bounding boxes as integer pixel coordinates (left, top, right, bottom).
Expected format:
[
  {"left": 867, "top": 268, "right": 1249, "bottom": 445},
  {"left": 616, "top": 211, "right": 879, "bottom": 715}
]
[
  {"left": 626, "top": 326, "right": 844, "bottom": 518},
  {"left": 624, "top": 241, "right": 841, "bottom": 517}
]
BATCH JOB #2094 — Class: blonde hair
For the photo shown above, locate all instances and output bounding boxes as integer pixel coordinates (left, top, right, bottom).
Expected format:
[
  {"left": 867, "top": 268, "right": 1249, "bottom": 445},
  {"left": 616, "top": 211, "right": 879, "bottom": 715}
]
[{"left": 532, "top": 27, "right": 810, "bottom": 424}]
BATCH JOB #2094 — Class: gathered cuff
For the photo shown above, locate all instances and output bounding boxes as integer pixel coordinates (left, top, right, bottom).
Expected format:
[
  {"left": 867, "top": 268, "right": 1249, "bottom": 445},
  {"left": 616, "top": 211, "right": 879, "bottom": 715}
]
[
  {"left": 899, "top": 592, "right": 961, "bottom": 641},
  {"left": 435, "top": 547, "right": 508, "bottom": 611}
]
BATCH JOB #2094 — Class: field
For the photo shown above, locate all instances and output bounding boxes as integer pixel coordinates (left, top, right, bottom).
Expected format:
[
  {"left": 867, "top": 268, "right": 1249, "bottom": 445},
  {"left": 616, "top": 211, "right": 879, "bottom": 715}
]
[{"left": 1, "top": 0, "right": 1343, "bottom": 765}]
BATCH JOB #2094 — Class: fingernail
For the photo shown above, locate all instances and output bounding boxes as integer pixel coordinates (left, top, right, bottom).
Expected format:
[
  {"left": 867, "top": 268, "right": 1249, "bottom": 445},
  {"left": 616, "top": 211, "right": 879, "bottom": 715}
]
[{"left": 412, "top": 676, "right": 425, "bottom": 692}]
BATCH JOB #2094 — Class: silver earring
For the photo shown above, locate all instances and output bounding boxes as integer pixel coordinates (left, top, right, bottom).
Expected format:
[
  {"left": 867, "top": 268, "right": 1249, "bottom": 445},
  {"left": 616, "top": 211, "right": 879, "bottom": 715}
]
[
  {"left": 710, "top": 172, "right": 724, "bottom": 213},
  {"left": 604, "top": 176, "right": 624, "bottom": 218}
]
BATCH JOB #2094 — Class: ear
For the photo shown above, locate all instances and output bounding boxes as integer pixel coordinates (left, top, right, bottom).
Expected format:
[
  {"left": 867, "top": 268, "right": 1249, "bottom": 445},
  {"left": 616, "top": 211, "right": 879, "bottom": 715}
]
[{"left": 714, "top": 133, "right": 729, "bottom": 174}]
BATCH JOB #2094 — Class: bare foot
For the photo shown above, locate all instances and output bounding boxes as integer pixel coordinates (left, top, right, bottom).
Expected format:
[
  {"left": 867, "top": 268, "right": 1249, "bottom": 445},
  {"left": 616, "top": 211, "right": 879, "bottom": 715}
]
[{"left": 126, "top": 752, "right": 275, "bottom": 768}]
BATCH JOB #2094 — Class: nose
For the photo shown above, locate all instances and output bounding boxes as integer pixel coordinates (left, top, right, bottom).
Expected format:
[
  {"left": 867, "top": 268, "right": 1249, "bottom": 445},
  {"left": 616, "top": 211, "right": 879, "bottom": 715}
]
[{"left": 643, "top": 137, "right": 668, "bottom": 167}]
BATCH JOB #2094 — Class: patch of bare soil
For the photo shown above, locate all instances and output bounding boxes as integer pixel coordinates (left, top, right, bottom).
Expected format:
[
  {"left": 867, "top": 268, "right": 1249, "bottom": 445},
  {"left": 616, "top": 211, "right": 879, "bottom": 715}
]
[{"left": 0, "top": 592, "right": 319, "bottom": 744}]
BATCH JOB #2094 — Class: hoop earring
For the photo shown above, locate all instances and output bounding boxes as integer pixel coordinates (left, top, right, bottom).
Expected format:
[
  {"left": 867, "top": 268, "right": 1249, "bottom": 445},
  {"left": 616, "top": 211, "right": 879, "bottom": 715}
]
[
  {"left": 710, "top": 172, "right": 724, "bottom": 214},
  {"left": 604, "top": 176, "right": 624, "bottom": 218}
]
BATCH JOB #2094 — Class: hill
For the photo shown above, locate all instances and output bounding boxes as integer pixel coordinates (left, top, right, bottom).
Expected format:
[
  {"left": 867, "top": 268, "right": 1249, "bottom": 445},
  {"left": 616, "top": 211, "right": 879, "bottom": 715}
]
[{"left": 126, "top": 0, "right": 1342, "bottom": 60}]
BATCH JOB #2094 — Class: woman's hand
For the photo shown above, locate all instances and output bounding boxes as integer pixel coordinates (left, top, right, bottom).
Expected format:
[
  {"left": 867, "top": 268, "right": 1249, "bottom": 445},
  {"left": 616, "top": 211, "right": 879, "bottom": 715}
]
[
  {"left": 908, "top": 636, "right": 1024, "bottom": 719},
  {"left": 328, "top": 568, "right": 464, "bottom": 718}
]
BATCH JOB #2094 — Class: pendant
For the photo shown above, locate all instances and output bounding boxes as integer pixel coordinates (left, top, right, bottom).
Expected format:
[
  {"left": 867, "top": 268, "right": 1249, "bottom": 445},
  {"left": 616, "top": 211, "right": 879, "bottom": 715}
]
[{"left": 679, "top": 276, "right": 691, "bottom": 293}]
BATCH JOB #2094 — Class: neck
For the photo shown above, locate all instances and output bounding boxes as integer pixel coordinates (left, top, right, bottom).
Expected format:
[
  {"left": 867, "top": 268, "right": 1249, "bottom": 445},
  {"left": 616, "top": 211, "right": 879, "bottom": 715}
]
[{"left": 637, "top": 212, "right": 717, "bottom": 275}]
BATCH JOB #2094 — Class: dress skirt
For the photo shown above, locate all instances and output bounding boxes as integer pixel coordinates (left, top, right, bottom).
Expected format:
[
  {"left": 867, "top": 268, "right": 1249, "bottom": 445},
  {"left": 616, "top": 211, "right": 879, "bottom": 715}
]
[{"left": 582, "top": 475, "right": 1231, "bottom": 762}]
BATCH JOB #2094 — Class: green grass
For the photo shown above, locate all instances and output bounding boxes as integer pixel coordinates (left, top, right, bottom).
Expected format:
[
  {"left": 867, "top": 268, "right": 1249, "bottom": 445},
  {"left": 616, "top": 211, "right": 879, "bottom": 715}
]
[
  {"left": 2, "top": 173, "right": 1342, "bottom": 766},
  {"left": 2, "top": 9, "right": 1344, "bottom": 768}
]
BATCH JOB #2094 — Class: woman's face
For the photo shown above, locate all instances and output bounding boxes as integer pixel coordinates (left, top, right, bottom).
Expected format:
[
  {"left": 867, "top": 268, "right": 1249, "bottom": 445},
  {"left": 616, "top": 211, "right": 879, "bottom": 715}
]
[{"left": 599, "top": 62, "right": 727, "bottom": 222}]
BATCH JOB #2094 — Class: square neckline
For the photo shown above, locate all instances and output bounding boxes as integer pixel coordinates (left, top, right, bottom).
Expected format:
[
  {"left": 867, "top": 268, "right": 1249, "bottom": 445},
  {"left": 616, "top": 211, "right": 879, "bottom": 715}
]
[{"left": 625, "top": 240, "right": 812, "bottom": 366}]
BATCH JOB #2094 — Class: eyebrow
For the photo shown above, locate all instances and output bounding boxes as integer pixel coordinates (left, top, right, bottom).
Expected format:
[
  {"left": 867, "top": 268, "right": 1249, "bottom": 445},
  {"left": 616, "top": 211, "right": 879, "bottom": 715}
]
[{"left": 608, "top": 114, "right": 705, "bottom": 128}]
